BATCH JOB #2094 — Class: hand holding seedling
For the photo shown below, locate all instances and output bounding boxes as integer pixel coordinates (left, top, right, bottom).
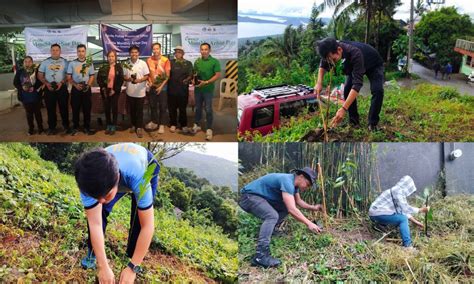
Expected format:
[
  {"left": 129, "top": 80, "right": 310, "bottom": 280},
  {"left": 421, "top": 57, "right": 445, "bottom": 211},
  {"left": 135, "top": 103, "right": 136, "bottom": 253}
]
[
  {"left": 420, "top": 206, "right": 430, "bottom": 213},
  {"left": 312, "top": 204, "right": 323, "bottom": 212},
  {"left": 307, "top": 222, "right": 323, "bottom": 234},
  {"left": 330, "top": 108, "right": 346, "bottom": 127}
]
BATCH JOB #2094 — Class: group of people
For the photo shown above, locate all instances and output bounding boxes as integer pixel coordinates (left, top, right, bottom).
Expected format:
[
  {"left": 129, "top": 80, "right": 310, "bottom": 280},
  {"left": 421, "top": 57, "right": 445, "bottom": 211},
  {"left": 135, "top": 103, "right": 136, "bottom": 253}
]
[
  {"left": 240, "top": 169, "right": 429, "bottom": 268},
  {"left": 13, "top": 42, "right": 221, "bottom": 140},
  {"left": 433, "top": 61, "right": 453, "bottom": 80}
]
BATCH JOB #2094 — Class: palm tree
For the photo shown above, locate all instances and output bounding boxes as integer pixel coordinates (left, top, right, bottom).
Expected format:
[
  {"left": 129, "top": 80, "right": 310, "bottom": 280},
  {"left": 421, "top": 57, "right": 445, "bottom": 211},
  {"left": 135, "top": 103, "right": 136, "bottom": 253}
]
[{"left": 262, "top": 25, "right": 302, "bottom": 66}]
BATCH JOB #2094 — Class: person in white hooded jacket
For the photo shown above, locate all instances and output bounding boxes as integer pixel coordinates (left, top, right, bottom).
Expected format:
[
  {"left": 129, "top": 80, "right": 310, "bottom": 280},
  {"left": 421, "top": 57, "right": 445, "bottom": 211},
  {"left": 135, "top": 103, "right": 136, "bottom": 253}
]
[{"left": 369, "top": 176, "right": 430, "bottom": 248}]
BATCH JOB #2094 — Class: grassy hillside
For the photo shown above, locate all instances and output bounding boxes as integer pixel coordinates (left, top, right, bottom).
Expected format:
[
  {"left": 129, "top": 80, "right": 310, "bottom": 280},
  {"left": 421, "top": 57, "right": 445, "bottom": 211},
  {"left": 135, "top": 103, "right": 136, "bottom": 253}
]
[{"left": 0, "top": 143, "right": 237, "bottom": 283}]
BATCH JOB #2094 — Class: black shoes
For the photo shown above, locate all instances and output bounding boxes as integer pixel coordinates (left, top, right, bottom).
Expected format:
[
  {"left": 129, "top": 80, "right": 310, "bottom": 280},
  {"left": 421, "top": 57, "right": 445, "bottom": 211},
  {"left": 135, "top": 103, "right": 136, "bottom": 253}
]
[{"left": 251, "top": 246, "right": 281, "bottom": 268}]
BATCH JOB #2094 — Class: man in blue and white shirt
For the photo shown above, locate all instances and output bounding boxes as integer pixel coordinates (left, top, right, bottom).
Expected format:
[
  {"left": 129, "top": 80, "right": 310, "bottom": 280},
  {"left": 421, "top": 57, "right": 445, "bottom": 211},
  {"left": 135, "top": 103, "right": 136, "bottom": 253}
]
[
  {"left": 38, "top": 43, "right": 70, "bottom": 135},
  {"left": 67, "top": 44, "right": 96, "bottom": 136},
  {"left": 75, "top": 143, "right": 160, "bottom": 283},
  {"left": 369, "top": 176, "right": 429, "bottom": 248}
]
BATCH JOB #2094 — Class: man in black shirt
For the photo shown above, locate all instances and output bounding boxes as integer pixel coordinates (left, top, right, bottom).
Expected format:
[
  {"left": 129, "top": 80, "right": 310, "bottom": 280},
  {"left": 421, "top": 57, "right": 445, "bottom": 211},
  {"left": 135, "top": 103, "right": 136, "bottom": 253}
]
[{"left": 314, "top": 38, "right": 384, "bottom": 131}]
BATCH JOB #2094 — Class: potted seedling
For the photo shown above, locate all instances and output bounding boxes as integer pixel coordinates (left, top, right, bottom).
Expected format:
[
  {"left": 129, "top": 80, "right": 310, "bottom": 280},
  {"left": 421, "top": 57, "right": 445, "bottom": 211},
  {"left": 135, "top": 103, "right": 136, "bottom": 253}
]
[
  {"left": 50, "top": 73, "right": 58, "bottom": 91},
  {"left": 79, "top": 55, "right": 93, "bottom": 92},
  {"left": 121, "top": 60, "right": 136, "bottom": 84},
  {"left": 152, "top": 73, "right": 168, "bottom": 91},
  {"left": 22, "top": 64, "right": 37, "bottom": 92}
]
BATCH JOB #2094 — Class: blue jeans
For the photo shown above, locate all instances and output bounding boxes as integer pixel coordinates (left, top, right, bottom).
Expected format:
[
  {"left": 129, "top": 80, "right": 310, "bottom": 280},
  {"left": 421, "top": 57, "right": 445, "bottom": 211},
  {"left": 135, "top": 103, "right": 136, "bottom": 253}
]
[
  {"left": 370, "top": 214, "right": 412, "bottom": 247},
  {"left": 195, "top": 90, "right": 213, "bottom": 130}
]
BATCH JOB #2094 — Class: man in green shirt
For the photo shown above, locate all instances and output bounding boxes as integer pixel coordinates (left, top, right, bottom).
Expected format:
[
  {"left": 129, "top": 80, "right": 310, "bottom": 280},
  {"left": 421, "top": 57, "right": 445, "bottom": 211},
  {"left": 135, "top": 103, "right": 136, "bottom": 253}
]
[{"left": 192, "top": 43, "right": 221, "bottom": 141}]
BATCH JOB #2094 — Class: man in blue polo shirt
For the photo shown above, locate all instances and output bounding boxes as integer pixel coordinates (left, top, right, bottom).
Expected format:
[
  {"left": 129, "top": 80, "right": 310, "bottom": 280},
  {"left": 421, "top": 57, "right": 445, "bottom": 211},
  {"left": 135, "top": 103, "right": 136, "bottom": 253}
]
[
  {"left": 75, "top": 143, "right": 160, "bottom": 284},
  {"left": 67, "top": 44, "right": 96, "bottom": 136},
  {"left": 239, "top": 167, "right": 323, "bottom": 268},
  {"left": 38, "top": 43, "right": 71, "bottom": 135}
]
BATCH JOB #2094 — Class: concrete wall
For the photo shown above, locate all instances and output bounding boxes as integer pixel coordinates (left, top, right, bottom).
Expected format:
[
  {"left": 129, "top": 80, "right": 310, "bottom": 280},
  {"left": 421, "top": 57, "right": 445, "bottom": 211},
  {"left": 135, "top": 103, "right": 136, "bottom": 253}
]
[
  {"left": 444, "top": 143, "right": 474, "bottom": 195},
  {"left": 373, "top": 143, "right": 473, "bottom": 195},
  {"left": 373, "top": 143, "right": 443, "bottom": 194}
]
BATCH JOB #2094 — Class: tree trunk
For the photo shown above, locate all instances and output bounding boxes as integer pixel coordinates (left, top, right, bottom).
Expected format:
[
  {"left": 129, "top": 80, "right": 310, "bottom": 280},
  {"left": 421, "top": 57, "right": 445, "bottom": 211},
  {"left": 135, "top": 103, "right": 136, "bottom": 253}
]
[{"left": 365, "top": 0, "right": 373, "bottom": 44}]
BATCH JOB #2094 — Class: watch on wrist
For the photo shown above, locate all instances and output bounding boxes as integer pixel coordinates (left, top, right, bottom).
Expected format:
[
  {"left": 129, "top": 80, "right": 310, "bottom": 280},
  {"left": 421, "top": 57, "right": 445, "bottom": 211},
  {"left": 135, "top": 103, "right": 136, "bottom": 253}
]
[{"left": 127, "top": 261, "right": 142, "bottom": 274}]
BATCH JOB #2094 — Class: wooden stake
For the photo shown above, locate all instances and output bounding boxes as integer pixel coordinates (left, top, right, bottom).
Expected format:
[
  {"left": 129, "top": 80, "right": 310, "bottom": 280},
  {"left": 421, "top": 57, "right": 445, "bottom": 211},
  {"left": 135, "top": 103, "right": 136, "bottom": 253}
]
[
  {"left": 314, "top": 74, "right": 329, "bottom": 142},
  {"left": 317, "top": 162, "right": 328, "bottom": 229}
]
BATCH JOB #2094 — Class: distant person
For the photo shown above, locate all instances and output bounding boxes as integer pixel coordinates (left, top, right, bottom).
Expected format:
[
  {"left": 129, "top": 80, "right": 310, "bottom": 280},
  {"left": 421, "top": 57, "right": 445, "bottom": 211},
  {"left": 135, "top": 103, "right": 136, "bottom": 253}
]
[
  {"left": 37, "top": 43, "right": 70, "bottom": 135},
  {"left": 193, "top": 43, "right": 221, "bottom": 141},
  {"left": 315, "top": 38, "right": 384, "bottom": 132},
  {"left": 67, "top": 44, "right": 96, "bottom": 136},
  {"left": 239, "top": 167, "right": 323, "bottom": 268},
  {"left": 369, "top": 176, "right": 430, "bottom": 250},
  {"left": 168, "top": 46, "right": 193, "bottom": 134},
  {"left": 433, "top": 62, "right": 441, "bottom": 79},
  {"left": 440, "top": 64, "right": 447, "bottom": 80},
  {"left": 13, "top": 56, "right": 44, "bottom": 135},
  {"left": 124, "top": 45, "right": 149, "bottom": 138},
  {"left": 445, "top": 62, "right": 453, "bottom": 80},
  {"left": 97, "top": 50, "right": 124, "bottom": 135},
  {"left": 145, "top": 42, "right": 170, "bottom": 134},
  {"left": 75, "top": 143, "right": 160, "bottom": 284}
]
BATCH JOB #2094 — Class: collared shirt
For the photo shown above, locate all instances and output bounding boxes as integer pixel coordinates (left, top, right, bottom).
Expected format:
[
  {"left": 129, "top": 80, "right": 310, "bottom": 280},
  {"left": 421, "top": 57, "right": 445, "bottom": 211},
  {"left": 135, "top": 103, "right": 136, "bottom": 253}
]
[
  {"left": 240, "top": 173, "right": 298, "bottom": 205},
  {"left": 80, "top": 143, "right": 159, "bottom": 210},
  {"left": 38, "top": 57, "right": 69, "bottom": 83},
  {"left": 67, "top": 58, "right": 95, "bottom": 83},
  {"left": 369, "top": 176, "right": 420, "bottom": 218},
  {"left": 194, "top": 55, "right": 221, "bottom": 94},
  {"left": 124, "top": 59, "right": 149, "bottom": 98},
  {"left": 169, "top": 58, "right": 193, "bottom": 96},
  {"left": 320, "top": 41, "right": 383, "bottom": 92}
]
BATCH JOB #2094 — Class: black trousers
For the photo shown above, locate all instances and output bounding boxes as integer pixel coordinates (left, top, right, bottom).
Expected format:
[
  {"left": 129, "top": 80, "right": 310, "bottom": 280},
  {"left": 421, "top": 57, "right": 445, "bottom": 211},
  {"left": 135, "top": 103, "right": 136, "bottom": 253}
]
[
  {"left": 44, "top": 85, "right": 69, "bottom": 130},
  {"left": 23, "top": 101, "right": 43, "bottom": 131},
  {"left": 168, "top": 94, "right": 188, "bottom": 127},
  {"left": 86, "top": 194, "right": 141, "bottom": 258},
  {"left": 343, "top": 65, "right": 384, "bottom": 126},
  {"left": 148, "top": 88, "right": 168, "bottom": 125},
  {"left": 71, "top": 86, "right": 92, "bottom": 129},
  {"left": 101, "top": 88, "right": 119, "bottom": 126},
  {"left": 127, "top": 96, "right": 144, "bottom": 128}
]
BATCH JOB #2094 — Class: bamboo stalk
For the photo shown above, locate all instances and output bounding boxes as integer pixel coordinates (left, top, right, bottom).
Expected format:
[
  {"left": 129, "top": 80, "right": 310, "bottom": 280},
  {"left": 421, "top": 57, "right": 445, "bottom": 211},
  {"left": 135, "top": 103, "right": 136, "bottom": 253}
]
[
  {"left": 317, "top": 162, "right": 328, "bottom": 229},
  {"left": 313, "top": 74, "right": 328, "bottom": 142}
]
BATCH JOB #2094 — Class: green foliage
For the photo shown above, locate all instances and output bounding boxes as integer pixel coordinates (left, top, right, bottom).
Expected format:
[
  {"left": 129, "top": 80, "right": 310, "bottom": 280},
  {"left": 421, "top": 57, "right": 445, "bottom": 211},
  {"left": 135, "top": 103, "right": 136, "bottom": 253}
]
[
  {"left": 415, "top": 6, "right": 474, "bottom": 67},
  {"left": 160, "top": 177, "right": 192, "bottom": 211},
  {"left": 438, "top": 87, "right": 461, "bottom": 100},
  {"left": 153, "top": 210, "right": 238, "bottom": 282}
]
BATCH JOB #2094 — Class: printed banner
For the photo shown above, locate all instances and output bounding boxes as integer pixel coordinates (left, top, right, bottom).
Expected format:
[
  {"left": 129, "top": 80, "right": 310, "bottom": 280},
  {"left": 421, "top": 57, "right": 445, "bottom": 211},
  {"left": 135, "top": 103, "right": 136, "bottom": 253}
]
[
  {"left": 180, "top": 25, "right": 238, "bottom": 60},
  {"left": 24, "top": 26, "right": 89, "bottom": 61},
  {"left": 101, "top": 24, "right": 153, "bottom": 58}
]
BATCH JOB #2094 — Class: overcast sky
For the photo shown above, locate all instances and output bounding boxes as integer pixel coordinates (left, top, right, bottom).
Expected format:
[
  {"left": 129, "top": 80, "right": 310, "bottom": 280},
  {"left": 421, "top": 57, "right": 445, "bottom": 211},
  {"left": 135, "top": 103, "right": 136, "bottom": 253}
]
[
  {"left": 185, "top": 143, "right": 238, "bottom": 163},
  {"left": 238, "top": 0, "right": 474, "bottom": 21}
]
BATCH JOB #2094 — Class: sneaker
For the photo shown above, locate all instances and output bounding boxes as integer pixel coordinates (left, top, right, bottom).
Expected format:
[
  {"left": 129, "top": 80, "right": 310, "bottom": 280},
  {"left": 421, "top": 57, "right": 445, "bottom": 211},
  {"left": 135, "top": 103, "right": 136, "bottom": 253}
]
[
  {"left": 192, "top": 124, "right": 201, "bottom": 134},
  {"left": 136, "top": 128, "right": 144, "bottom": 138},
  {"left": 81, "top": 249, "right": 96, "bottom": 270},
  {"left": 109, "top": 125, "right": 116, "bottom": 135},
  {"left": 403, "top": 246, "right": 418, "bottom": 253},
  {"left": 65, "top": 128, "right": 73, "bottom": 135},
  {"left": 129, "top": 126, "right": 136, "bottom": 133},
  {"left": 181, "top": 126, "right": 190, "bottom": 134},
  {"left": 158, "top": 125, "right": 165, "bottom": 134},
  {"left": 27, "top": 129, "right": 35, "bottom": 136},
  {"left": 368, "top": 125, "right": 379, "bottom": 132},
  {"left": 38, "top": 128, "right": 45, "bottom": 135},
  {"left": 206, "top": 129, "right": 213, "bottom": 141},
  {"left": 71, "top": 129, "right": 79, "bottom": 136},
  {"left": 169, "top": 125, "right": 176, "bottom": 133},
  {"left": 47, "top": 128, "right": 56, "bottom": 135},
  {"left": 105, "top": 125, "right": 111, "bottom": 135},
  {"left": 145, "top": 121, "right": 158, "bottom": 131}
]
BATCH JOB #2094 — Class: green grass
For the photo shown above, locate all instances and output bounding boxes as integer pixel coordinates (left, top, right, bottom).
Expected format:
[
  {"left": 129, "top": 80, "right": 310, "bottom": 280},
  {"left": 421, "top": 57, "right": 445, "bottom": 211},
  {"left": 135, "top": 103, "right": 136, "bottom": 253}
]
[
  {"left": 0, "top": 143, "right": 237, "bottom": 283},
  {"left": 246, "top": 83, "right": 474, "bottom": 142},
  {"left": 238, "top": 195, "right": 474, "bottom": 282}
]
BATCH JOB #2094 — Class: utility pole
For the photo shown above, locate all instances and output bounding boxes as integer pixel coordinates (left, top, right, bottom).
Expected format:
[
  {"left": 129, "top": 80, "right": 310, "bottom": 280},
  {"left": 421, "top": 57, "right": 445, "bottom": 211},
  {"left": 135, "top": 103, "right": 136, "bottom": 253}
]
[{"left": 407, "top": 0, "right": 414, "bottom": 73}]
